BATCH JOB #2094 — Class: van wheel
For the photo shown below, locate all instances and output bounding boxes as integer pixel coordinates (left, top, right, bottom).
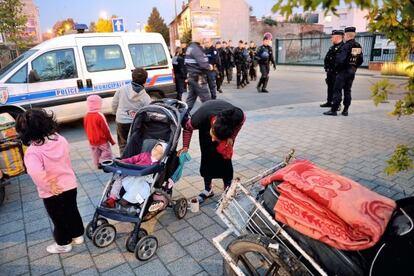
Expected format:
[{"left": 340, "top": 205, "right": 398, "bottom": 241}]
[{"left": 149, "top": 91, "right": 163, "bottom": 101}]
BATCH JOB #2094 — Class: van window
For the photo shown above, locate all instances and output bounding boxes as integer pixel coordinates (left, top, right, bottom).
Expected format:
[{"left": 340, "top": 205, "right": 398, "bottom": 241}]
[
  {"left": 6, "top": 64, "right": 28, "bottom": 84},
  {"left": 31, "top": 49, "right": 78, "bottom": 82},
  {"left": 0, "top": 49, "right": 37, "bottom": 80},
  {"left": 128, "top": 44, "right": 168, "bottom": 68},
  {"left": 83, "top": 45, "right": 126, "bottom": 72}
]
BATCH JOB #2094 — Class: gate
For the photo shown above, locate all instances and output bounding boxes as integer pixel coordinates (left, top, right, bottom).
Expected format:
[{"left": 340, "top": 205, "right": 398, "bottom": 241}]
[{"left": 275, "top": 34, "right": 383, "bottom": 68}]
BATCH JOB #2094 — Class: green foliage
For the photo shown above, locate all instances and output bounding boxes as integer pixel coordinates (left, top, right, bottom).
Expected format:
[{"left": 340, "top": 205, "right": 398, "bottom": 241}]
[
  {"left": 262, "top": 16, "right": 278, "bottom": 26},
  {"left": 146, "top": 7, "right": 170, "bottom": 45},
  {"left": 385, "top": 145, "right": 414, "bottom": 175},
  {"left": 370, "top": 79, "right": 396, "bottom": 106},
  {"left": 52, "top": 18, "right": 75, "bottom": 36},
  {"left": 381, "top": 62, "right": 414, "bottom": 77},
  {"left": 181, "top": 29, "right": 192, "bottom": 45},
  {"left": 390, "top": 92, "right": 414, "bottom": 117},
  {"left": 0, "top": 0, "right": 29, "bottom": 51}
]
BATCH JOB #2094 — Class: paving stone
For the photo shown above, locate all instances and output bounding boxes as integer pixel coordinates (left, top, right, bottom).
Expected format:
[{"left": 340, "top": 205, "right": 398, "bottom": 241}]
[
  {"left": 101, "top": 263, "right": 135, "bottom": 276},
  {"left": 71, "top": 267, "right": 100, "bottom": 276},
  {"left": 174, "top": 226, "right": 203, "bottom": 247},
  {"left": 0, "top": 256, "right": 30, "bottom": 275},
  {"left": 166, "top": 219, "right": 190, "bottom": 234},
  {"left": 62, "top": 250, "right": 93, "bottom": 274},
  {"left": 186, "top": 213, "right": 216, "bottom": 231},
  {"left": 86, "top": 239, "right": 118, "bottom": 257},
  {"left": 153, "top": 229, "right": 175, "bottom": 247},
  {"left": 28, "top": 239, "right": 54, "bottom": 261},
  {"left": 0, "top": 230, "right": 25, "bottom": 251},
  {"left": 43, "top": 269, "right": 65, "bottom": 276},
  {"left": 23, "top": 207, "right": 48, "bottom": 224},
  {"left": 156, "top": 241, "right": 187, "bottom": 264},
  {"left": 25, "top": 217, "right": 50, "bottom": 234},
  {"left": 93, "top": 248, "right": 125, "bottom": 273},
  {"left": 30, "top": 254, "right": 61, "bottom": 276},
  {"left": 27, "top": 228, "right": 53, "bottom": 247},
  {"left": 0, "top": 219, "right": 24, "bottom": 237},
  {"left": 134, "top": 258, "right": 170, "bottom": 276},
  {"left": 199, "top": 223, "right": 225, "bottom": 240},
  {"left": 200, "top": 253, "right": 224, "bottom": 276},
  {"left": 166, "top": 255, "right": 204, "bottom": 276},
  {"left": 0, "top": 242, "right": 27, "bottom": 265},
  {"left": 185, "top": 239, "right": 217, "bottom": 262},
  {"left": 0, "top": 208, "right": 23, "bottom": 224}
]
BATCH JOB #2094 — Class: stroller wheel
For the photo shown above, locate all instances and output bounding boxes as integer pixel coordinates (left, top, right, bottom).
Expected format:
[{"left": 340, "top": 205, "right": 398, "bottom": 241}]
[
  {"left": 92, "top": 224, "right": 117, "bottom": 248},
  {"left": 174, "top": 198, "right": 188, "bottom": 219},
  {"left": 85, "top": 218, "right": 109, "bottom": 240},
  {"left": 126, "top": 228, "right": 148, "bottom": 252},
  {"left": 134, "top": 235, "right": 158, "bottom": 261}
]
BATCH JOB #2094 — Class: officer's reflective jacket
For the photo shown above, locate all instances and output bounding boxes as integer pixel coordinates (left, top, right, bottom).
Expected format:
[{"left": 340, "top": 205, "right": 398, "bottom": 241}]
[
  {"left": 185, "top": 42, "right": 211, "bottom": 74},
  {"left": 335, "top": 39, "right": 363, "bottom": 72},
  {"left": 324, "top": 42, "right": 344, "bottom": 72},
  {"left": 255, "top": 45, "right": 275, "bottom": 66}
]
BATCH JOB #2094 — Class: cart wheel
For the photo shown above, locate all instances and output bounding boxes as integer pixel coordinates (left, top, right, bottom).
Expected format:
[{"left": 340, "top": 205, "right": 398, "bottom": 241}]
[
  {"left": 126, "top": 228, "right": 148, "bottom": 253},
  {"left": 86, "top": 218, "right": 109, "bottom": 240},
  {"left": 92, "top": 224, "right": 117, "bottom": 248},
  {"left": 134, "top": 235, "right": 158, "bottom": 261},
  {"left": 173, "top": 198, "right": 188, "bottom": 219},
  {"left": 0, "top": 186, "right": 5, "bottom": 206},
  {"left": 224, "top": 234, "right": 309, "bottom": 276}
]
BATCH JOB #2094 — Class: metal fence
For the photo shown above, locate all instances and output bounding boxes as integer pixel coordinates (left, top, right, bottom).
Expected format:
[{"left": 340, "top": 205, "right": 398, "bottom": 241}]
[{"left": 275, "top": 34, "right": 407, "bottom": 68}]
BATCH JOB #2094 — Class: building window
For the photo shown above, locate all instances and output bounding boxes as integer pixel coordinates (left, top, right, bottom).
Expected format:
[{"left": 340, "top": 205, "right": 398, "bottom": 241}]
[
  {"left": 128, "top": 43, "right": 168, "bottom": 68},
  {"left": 6, "top": 64, "right": 27, "bottom": 84},
  {"left": 31, "top": 49, "right": 77, "bottom": 82},
  {"left": 83, "top": 45, "right": 126, "bottom": 72}
]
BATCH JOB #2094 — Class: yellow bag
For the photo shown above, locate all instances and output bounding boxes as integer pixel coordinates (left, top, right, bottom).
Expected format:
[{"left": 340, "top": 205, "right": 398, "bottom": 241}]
[{"left": 0, "top": 141, "right": 25, "bottom": 177}]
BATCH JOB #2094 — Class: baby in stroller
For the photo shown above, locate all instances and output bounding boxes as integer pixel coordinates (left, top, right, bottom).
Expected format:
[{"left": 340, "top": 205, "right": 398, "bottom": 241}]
[{"left": 102, "top": 142, "right": 167, "bottom": 211}]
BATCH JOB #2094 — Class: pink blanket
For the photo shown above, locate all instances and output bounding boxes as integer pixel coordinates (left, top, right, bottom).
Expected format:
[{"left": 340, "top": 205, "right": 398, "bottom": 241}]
[{"left": 260, "top": 160, "right": 396, "bottom": 250}]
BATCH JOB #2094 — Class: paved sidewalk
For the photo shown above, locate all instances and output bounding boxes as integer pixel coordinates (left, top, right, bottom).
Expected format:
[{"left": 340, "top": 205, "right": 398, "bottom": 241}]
[{"left": 0, "top": 100, "right": 413, "bottom": 275}]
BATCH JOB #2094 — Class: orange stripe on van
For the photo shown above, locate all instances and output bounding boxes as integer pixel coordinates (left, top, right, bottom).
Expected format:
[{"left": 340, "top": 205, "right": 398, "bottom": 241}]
[{"left": 146, "top": 74, "right": 173, "bottom": 87}]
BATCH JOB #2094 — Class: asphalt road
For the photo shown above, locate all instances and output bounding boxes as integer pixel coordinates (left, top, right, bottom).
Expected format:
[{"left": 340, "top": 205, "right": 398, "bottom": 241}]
[{"left": 60, "top": 65, "right": 407, "bottom": 143}]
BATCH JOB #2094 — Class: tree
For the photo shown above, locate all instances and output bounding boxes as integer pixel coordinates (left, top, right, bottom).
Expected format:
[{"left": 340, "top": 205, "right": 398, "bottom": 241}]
[
  {"left": 146, "top": 7, "right": 170, "bottom": 44},
  {"left": 272, "top": 0, "right": 414, "bottom": 175},
  {"left": 262, "top": 16, "right": 278, "bottom": 26},
  {"left": 89, "top": 21, "right": 97, "bottom": 33},
  {"left": 95, "top": 18, "right": 112, "bottom": 32},
  {"left": 0, "top": 0, "right": 29, "bottom": 52},
  {"left": 52, "top": 18, "right": 75, "bottom": 36},
  {"left": 181, "top": 28, "right": 192, "bottom": 44}
]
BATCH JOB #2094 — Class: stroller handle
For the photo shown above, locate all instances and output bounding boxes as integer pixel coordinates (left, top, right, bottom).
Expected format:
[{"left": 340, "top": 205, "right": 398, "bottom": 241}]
[{"left": 151, "top": 98, "right": 188, "bottom": 111}]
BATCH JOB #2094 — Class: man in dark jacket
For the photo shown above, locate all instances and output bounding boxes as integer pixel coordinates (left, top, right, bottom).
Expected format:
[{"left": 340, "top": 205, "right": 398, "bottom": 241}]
[
  {"left": 324, "top": 27, "right": 363, "bottom": 116},
  {"left": 256, "top": 34, "right": 276, "bottom": 93},
  {"left": 172, "top": 47, "right": 187, "bottom": 101},
  {"left": 204, "top": 38, "right": 219, "bottom": 99},
  {"left": 249, "top": 41, "right": 258, "bottom": 81},
  {"left": 215, "top": 41, "right": 225, "bottom": 93},
  {"left": 185, "top": 35, "right": 213, "bottom": 111},
  {"left": 222, "top": 41, "right": 234, "bottom": 83},
  {"left": 320, "top": 30, "right": 344, "bottom": 108},
  {"left": 234, "top": 40, "right": 246, "bottom": 89}
]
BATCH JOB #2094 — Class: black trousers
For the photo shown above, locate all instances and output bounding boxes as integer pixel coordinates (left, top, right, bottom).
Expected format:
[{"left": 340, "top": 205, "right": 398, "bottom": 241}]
[
  {"left": 217, "top": 68, "right": 225, "bottom": 90},
  {"left": 116, "top": 122, "right": 131, "bottom": 156},
  {"left": 249, "top": 64, "right": 257, "bottom": 80},
  {"left": 332, "top": 68, "right": 355, "bottom": 111},
  {"left": 258, "top": 63, "right": 270, "bottom": 89},
  {"left": 225, "top": 66, "right": 233, "bottom": 82},
  {"left": 236, "top": 64, "right": 242, "bottom": 86},
  {"left": 326, "top": 71, "right": 337, "bottom": 104},
  {"left": 43, "top": 188, "right": 84, "bottom": 246},
  {"left": 206, "top": 70, "right": 217, "bottom": 99},
  {"left": 186, "top": 73, "right": 211, "bottom": 112},
  {"left": 204, "top": 177, "right": 232, "bottom": 191},
  {"left": 175, "top": 76, "right": 186, "bottom": 101},
  {"left": 241, "top": 64, "right": 249, "bottom": 84}
]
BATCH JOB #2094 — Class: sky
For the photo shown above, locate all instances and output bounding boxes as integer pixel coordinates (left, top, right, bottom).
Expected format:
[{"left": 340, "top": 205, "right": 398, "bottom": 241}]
[{"left": 34, "top": 0, "right": 275, "bottom": 33}]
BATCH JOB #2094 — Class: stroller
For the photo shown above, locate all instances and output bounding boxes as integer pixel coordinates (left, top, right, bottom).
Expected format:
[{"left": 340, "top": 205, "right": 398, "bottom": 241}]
[
  {"left": 0, "top": 106, "right": 26, "bottom": 207},
  {"left": 86, "top": 99, "right": 189, "bottom": 261},
  {"left": 213, "top": 150, "right": 414, "bottom": 276}
]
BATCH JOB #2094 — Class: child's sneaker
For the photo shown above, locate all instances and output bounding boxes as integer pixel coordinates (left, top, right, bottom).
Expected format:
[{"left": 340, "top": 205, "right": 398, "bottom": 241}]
[
  {"left": 102, "top": 197, "right": 116, "bottom": 208},
  {"left": 46, "top": 243, "right": 72, "bottom": 254},
  {"left": 197, "top": 190, "right": 214, "bottom": 203},
  {"left": 72, "top": 235, "right": 84, "bottom": 245}
]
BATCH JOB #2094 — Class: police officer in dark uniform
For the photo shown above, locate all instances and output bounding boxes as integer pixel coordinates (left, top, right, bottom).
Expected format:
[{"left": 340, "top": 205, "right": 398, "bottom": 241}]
[
  {"left": 234, "top": 40, "right": 246, "bottom": 89},
  {"left": 172, "top": 47, "right": 187, "bottom": 101},
  {"left": 241, "top": 42, "right": 250, "bottom": 86},
  {"left": 320, "top": 30, "right": 344, "bottom": 108},
  {"left": 324, "top": 27, "right": 363, "bottom": 116},
  {"left": 185, "top": 35, "right": 213, "bottom": 112},
  {"left": 215, "top": 41, "right": 225, "bottom": 93},
  {"left": 249, "top": 41, "right": 258, "bottom": 81},
  {"left": 256, "top": 34, "right": 276, "bottom": 93},
  {"left": 204, "top": 38, "right": 219, "bottom": 99},
  {"left": 223, "top": 41, "right": 234, "bottom": 83}
]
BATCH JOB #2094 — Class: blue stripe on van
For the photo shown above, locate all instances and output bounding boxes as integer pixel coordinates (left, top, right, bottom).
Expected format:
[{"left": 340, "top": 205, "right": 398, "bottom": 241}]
[{"left": 2, "top": 75, "right": 174, "bottom": 105}]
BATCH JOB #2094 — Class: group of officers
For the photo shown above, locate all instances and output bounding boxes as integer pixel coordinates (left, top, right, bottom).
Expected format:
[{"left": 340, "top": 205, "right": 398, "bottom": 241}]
[
  {"left": 322, "top": 26, "right": 364, "bottom": 116},
  {"left": 172, "top": 33, "right": 276, "bottom": 111}
]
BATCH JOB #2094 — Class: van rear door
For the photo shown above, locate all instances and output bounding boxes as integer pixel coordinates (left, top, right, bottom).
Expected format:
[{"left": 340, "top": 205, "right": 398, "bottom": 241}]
[{"left": 75, "top": 37, "right": 131, "bottom": 102}]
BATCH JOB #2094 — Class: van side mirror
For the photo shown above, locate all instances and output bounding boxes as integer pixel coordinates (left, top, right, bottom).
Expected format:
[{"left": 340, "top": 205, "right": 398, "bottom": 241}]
[{"left": 28, "top": 69, "right": 40, "bottom": 83}]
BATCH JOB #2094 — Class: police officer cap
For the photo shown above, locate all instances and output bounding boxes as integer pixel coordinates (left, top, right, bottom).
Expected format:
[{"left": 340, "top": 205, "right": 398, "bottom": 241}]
[
  {"left": 345, "top": 27, "right": 356, "bottom": 33},
  {"left": 331, "top": 30, "right": 344, "bottom": 36}
]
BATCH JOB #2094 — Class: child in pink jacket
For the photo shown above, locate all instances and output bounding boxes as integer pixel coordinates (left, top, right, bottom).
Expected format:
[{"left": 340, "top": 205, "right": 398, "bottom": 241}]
[{"left": 16, "top": 109, "right": 84, "bottom": 254}]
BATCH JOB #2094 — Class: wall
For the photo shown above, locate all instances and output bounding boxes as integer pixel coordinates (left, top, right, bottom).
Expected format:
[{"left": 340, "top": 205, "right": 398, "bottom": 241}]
[
  {"left": 318, "top": 8, "right": 369, "bottom": 34},
  {"left": 218, "top": 0, "right": 249, "bottom": 42}
]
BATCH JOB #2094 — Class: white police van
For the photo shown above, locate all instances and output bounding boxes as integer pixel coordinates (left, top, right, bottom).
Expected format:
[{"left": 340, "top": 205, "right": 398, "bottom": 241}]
[{"left": 0, "top": 32, "right": 175, "bottom": 122}]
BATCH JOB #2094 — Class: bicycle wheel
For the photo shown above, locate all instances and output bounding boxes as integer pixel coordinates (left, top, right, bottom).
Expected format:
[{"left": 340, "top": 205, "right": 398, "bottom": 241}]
[{"left": 224, "top": 234, "right": 308, "bottom": 276}]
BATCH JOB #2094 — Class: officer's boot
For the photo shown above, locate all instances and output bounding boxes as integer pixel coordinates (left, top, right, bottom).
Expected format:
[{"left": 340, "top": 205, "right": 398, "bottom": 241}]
[
  {"left": 323, "top": 105, "right": 338, "bottom": 116},
  {"left": 342, "top": 106, "right": 349, "bottom": 116},
  {"left": 256, "top": 78, "right": 263, "bottom": 92},
  {"left": 261, "top": 78, "right": 269, "bottom": 93}
]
